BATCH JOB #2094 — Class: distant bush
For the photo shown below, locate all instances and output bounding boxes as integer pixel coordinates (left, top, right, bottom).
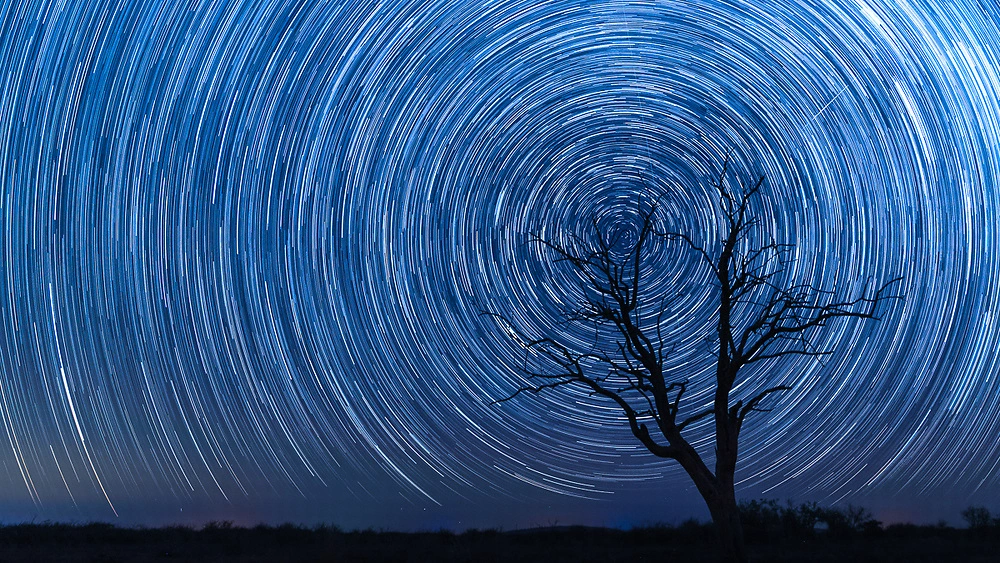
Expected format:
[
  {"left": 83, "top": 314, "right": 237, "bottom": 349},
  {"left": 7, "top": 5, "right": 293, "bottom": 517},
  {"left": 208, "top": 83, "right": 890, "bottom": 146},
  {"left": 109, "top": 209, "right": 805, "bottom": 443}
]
[
  {"left": 961, "top": 506, "right": 999, "bottom": 532},
  {"left": 816, "top": 503, "right": 881, "bottom": 537},
  {"left": 739, "top": 499, "right": 882, "bottom": 542}
]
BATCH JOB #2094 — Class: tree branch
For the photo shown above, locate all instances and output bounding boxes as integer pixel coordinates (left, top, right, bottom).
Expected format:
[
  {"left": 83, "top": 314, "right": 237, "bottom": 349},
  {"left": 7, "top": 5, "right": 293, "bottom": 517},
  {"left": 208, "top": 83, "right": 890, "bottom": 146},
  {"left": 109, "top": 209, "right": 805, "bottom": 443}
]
[{"left": 737, "top": 385, "right": 792, "bottom": 424}]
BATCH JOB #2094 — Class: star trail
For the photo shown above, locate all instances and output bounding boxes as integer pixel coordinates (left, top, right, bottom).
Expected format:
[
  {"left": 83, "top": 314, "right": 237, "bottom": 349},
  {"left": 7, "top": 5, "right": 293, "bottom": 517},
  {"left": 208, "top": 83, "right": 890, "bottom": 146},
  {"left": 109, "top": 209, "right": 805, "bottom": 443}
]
[{"left": 0, "top": 0, "right": 996, "bottom": 529}]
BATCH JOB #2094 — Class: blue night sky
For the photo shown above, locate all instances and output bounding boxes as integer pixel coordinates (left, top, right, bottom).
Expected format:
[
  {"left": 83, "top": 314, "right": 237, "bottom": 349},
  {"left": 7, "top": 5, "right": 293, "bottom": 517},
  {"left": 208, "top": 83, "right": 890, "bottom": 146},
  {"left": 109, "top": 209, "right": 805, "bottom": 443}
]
[{"left": 0, "top": 0, "right": 996, "bottom": 530}]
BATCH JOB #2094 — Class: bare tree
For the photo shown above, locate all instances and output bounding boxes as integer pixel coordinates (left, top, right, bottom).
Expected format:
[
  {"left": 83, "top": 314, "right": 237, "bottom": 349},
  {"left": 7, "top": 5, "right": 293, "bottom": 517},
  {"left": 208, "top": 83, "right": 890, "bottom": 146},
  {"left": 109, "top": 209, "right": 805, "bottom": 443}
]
[{"left": 488, "top": 157, "right": 902, "bottom": 563}]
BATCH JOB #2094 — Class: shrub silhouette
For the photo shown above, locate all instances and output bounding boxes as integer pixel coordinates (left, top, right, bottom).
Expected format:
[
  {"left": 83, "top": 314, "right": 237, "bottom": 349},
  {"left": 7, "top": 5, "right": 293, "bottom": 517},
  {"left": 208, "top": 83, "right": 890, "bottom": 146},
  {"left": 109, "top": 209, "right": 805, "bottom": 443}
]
[
  {"left": 739, "top": 499, "right": 882, "bottom": 542},
  {"left": 962, "top": 506, "right": 996, "bottom": 530}
]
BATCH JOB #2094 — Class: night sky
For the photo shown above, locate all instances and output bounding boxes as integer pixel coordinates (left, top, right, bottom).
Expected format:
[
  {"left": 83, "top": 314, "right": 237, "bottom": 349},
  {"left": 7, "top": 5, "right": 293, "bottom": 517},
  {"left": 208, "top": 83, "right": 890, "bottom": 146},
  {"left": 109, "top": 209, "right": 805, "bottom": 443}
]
[{"left": 0, "top": 0, "right": 996, "bottom": 530}]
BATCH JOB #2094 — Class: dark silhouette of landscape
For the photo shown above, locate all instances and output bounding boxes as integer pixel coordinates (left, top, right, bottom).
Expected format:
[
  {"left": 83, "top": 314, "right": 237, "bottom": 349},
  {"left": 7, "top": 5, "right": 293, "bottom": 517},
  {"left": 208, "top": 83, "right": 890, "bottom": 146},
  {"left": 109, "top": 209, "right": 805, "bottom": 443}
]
[{"left": 1, "top": 501, "right": 998, "bottom": 562}]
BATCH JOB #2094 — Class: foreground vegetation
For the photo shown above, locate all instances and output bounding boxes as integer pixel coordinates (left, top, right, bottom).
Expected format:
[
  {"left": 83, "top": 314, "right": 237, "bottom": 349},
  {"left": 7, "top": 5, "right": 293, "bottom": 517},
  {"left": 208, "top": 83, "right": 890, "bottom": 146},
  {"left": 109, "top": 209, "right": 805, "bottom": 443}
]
[{"left": 0, "top": 502, "right": 998, "bottom": 562}]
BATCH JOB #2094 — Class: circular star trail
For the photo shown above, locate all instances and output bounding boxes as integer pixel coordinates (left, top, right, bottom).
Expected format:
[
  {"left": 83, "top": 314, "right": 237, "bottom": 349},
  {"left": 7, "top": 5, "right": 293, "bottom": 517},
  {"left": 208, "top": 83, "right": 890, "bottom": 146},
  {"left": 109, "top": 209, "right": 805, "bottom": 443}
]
[{"left": 0, "top": 0, "right": 996, "bottom": 527}]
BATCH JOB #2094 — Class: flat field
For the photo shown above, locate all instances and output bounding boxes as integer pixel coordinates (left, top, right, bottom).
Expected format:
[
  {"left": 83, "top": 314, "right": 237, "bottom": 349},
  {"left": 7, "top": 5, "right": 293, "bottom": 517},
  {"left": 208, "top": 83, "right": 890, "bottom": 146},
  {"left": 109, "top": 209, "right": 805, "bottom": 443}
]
[{"left": 0, "top": 522, "right": 996, "bottom": 562}]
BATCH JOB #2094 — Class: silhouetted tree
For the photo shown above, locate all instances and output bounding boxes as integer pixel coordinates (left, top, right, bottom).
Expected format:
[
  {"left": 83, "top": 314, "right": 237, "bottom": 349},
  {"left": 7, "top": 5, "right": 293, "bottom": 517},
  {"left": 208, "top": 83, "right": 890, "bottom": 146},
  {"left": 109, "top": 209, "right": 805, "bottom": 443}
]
[
  {"left": 489, "top": 156, "right": 902, "bottom": 563},
  {"left": 961, "top": 506, "right": 997, "bottom": 531}
]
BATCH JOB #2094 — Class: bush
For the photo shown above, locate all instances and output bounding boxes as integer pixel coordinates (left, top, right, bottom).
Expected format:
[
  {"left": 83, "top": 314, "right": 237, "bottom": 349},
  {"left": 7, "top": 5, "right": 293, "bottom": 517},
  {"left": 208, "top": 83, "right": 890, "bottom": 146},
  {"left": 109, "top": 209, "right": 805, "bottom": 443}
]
[
  {"left": 739, "top": 500, "right": 881, "bottom": 541},
  {"left": 961, "top": 506, "right": 995, "bottom": 530}
]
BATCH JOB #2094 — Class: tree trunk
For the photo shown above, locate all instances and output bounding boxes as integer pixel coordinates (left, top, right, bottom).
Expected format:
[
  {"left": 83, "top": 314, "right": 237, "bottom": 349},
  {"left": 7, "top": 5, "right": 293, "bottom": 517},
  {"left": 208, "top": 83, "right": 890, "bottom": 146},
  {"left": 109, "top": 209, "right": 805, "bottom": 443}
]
[
  {"left": 676, "top": 412, "right": 747, "bottom": 562},
  {"left": 707, "top": 494, "right": 748, "bottom": 563},
  {"left": 679, "top": 447, "right": 748, "bottom": 563}
]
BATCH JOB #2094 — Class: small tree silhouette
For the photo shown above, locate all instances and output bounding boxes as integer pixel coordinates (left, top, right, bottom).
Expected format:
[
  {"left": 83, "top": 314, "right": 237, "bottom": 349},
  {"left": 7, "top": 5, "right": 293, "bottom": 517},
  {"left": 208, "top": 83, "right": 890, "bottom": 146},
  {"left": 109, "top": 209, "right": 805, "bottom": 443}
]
[
  {"left": 961, "top": 506, "right": 996, "bottom": 531},
  {"left": 488, "top": 156, "right": 902, "bottom": 563}
]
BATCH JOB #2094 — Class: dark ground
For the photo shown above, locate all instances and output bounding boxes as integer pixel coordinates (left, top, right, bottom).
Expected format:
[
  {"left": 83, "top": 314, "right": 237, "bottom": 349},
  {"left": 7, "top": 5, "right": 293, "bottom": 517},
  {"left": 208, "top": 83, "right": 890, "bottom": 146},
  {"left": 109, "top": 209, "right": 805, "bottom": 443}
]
[{"left": 0, "top": 521, "right": 997, "bottom": 562}]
